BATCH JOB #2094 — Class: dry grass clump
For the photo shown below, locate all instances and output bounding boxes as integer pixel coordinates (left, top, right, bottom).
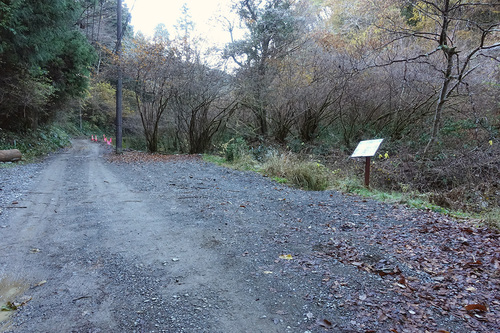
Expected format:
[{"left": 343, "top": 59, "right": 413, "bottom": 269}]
[
  {"left": 263, "top": 153, "right": 330, "bottom": 191},
  {"left": 482, "top": 209, "right": 500, "bottom": 230}
]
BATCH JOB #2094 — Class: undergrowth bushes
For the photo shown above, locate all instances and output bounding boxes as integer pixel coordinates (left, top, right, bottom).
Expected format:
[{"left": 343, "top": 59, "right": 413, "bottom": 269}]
[
  {"left": 0, "top": 125, "right": 72, "bottom": 162},
  {"left": 216, "top": 138, "right": 330, "bottom": 190},
  {"left": 366, "top": 145, "right": 500, "bottom": 214},
  {"left": 211, "top": 137, "right": 500, "bottom": 229},
  {"left": 223, "top": 137, "right": 249, "bottom": 162}
]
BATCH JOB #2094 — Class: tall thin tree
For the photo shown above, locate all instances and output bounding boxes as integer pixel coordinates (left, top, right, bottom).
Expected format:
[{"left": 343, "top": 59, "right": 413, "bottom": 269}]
[{"left": 116, "top": 0, "right": 123, "bottom": 153}]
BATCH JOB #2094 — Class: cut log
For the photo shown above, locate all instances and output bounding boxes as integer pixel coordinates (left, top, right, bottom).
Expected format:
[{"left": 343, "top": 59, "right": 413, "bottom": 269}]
[{"left": 0, "top": 149, "right": 22, "bottom": 162}]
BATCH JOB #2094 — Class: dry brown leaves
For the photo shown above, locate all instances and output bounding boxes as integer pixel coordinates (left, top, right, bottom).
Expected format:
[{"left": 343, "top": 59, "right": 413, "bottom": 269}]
[
  {"left": 105, "top": 150, "right": 202, "bottom": 164},
  {"left": 304, "top": 209, "right": 499, "bottom": 332},
  {"left": 373, "top": 213, "right": 500, "bottom": 330}
]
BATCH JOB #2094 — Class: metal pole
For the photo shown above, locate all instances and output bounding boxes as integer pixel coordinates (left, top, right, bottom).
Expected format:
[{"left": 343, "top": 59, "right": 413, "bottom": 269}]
[
  {"left": 115, "top": 0, "right": 123, "bottom": 154},
  {"left": 364, "top": 156, "right": 371, "bottom": 188}
]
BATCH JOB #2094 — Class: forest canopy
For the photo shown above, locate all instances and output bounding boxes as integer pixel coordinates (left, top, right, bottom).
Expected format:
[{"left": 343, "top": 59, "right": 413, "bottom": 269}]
[{"left": 0, "top": 0, "right": 498, "bottom": 157}]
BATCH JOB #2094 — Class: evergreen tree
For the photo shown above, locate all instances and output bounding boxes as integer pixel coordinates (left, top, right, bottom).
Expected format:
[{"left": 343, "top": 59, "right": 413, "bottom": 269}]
[{"left": 0, "top": 0, "right": 96, "bottom": 129}]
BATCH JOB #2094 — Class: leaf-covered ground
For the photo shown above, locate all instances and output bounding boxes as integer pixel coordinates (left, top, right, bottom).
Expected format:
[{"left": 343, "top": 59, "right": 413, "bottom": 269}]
[
  {"left": 106, "top": 150, "right": 202, "bottom": 164},
  {"left": 303, "top": 207, "right": 499, "bottom": 332}
]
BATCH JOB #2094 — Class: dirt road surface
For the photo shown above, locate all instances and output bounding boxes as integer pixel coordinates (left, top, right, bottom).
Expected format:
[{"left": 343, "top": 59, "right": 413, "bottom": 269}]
[{"left": 1, "top": 139, "right": 498, "bottom": 332}]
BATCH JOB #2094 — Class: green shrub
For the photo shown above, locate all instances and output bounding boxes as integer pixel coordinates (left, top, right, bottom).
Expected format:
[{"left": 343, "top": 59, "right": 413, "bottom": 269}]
[
  {"left": 223, "top": 137, "right": 249, "bottom": 162},
  {"left": 0, "top": 125, "right": 71, "bottom": 162},
  {"left": 204, "top": 138, "right": 259, "bottom": 171}
]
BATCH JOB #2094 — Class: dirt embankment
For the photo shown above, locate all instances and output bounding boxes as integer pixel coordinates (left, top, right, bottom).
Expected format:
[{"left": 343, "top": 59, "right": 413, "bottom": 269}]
[{"left": 0, "top": 139, "right": 498, "bottom": 332}]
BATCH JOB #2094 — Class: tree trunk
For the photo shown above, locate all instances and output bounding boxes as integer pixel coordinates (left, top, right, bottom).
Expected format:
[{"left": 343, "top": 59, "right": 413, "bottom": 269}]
[
  {"left": 424, "top": 49, "right": 454, "bottom": 155},
  {"left": 115, "top": 0, "right": 123, "bottom": 154},
  {"left": 0, "top": 149, "right": 22, "bottom": 162}
]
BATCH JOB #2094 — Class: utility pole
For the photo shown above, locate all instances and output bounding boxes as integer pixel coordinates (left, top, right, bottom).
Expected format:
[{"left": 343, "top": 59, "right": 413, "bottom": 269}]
[{"left": 115, "top": 0, "right": 123, "bottom": 154}]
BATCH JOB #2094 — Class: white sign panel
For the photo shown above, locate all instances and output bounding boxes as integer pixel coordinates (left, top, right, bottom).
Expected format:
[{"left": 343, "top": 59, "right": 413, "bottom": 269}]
[{"left": 351, "top": 139, "right": 384, "bottom": 158}]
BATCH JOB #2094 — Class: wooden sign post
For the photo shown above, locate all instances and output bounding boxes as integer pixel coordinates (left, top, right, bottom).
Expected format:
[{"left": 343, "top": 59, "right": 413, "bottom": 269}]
[{"left": 351, "top": 139, "right": 384, "bottom": 188}]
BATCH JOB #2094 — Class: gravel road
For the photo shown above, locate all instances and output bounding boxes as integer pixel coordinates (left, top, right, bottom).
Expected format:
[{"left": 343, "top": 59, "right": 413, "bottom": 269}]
[{"left": 0, "top": 139, "right": 497, "bottom": 333}]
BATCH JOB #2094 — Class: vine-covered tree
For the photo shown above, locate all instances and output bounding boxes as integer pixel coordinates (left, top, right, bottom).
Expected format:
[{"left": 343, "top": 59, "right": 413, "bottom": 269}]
[{"left": 224, "top": 0, "right": 304, "bottom": 137}]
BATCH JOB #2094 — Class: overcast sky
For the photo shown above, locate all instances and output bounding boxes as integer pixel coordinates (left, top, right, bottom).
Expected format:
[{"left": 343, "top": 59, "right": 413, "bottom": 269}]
[{"left": 123, "top": 0, "right": 240, "bottom": 46}]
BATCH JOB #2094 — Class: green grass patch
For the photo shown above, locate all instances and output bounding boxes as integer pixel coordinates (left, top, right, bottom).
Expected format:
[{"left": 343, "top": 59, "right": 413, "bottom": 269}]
[
  {"left": 271, "top": 176, "right": 289, "bottom": 184},
  {"left": 336, "top": 180, "right": 484, "bottom": 220},
  {"left": 203, "top": 154, "right": 226, "bottom": 165},
  {"left": 203, "top": 152, "right": 260, "bottom": 172}
]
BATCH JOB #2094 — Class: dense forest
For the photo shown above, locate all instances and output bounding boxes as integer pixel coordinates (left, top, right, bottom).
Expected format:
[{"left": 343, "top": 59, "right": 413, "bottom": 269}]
[{"left": 1, "top": 0, "right": 499, "bottom": 218}]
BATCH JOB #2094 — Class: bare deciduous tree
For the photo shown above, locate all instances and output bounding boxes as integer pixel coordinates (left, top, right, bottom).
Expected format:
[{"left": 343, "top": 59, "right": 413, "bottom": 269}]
[
  {"left": 376, "top": 0, "right": 500, "bottom": 153},
  {"left": 171, "top": 58, "right": 237, "bottom": 153},
  {"left": 123, "top": 36, "right": 177, "bottom": 152}
]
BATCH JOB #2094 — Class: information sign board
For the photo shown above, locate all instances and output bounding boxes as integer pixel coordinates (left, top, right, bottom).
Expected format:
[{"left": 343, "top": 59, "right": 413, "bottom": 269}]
[
  {"left": 351, "top": 139, "right": 384, "bottom": 158},
  {"left": 350, "top": 139, "right": 384, "bottom": 188}
]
